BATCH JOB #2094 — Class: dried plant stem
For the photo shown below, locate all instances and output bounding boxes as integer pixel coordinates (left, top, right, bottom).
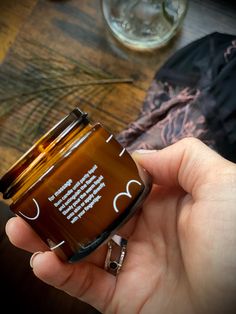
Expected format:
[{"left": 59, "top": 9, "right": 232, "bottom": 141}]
[{"left": 0, "top": 78, "right": 134, "bottom": 103}]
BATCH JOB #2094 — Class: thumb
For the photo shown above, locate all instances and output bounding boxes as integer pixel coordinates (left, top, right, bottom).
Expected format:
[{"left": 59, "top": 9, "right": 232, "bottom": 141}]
[{"left": 132, "top": 138, "right": 231, "bottom": 195}]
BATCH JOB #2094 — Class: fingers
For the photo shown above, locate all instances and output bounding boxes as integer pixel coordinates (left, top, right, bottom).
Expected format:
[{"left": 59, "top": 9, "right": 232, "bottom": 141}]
[
  {"left": 132, "top": 138, "right": 232, "bottom": 195},
  {"left": 6, "top": 215, "right": 111, "bottom": 266},
  {"left": 30, "top": 251, "right": 115, "bottom": 313},
  {"left": 6, "top": 216, "right": 116, "bottom": 312},
  {"left": 6, "top": 216, "right": 48, "bottom": 253}
]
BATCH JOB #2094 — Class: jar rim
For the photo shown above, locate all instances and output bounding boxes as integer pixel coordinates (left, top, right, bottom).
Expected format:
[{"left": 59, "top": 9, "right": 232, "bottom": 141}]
[{"left": 0, "top": 108, "right": 89, "bottom": 199}]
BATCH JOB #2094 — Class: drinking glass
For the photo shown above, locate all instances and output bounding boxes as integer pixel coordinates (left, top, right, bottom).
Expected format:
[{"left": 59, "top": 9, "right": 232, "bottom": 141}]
[{"left": 101, "top": 0, "right": 188, "bottom": 51}]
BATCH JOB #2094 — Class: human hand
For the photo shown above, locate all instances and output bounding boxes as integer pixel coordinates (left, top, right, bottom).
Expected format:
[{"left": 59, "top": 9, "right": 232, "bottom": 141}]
[{"left": 6, "top": 138, "right": 236, "bottom": 314}]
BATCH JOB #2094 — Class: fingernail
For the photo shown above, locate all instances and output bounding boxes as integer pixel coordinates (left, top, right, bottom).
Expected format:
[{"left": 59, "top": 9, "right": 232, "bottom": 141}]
[
  {"left": 30, "top": 251, "right": 43, "bottom": 268},
  {"left": 134, "top": 149, "right": 157, "bottom": 154}
]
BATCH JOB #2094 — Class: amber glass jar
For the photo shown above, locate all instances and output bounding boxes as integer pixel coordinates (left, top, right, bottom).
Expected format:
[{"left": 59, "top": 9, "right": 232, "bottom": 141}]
[{"left": 0, "top": 108, "right": 151, "bottom": 262}]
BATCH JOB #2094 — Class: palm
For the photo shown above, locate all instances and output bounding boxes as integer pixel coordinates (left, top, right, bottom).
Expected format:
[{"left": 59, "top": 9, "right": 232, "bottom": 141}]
[
  {"left": 104, "top": 185, "right": 190, "bottom": 313},
  {"left": 105, "top": 179, "right": 236, "bottom": 314}
]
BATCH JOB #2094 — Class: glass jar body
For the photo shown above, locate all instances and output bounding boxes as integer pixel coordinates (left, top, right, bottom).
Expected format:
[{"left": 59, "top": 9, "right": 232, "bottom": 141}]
[{"left": 0, "top": 109, "right": 151, "bottom": 262}]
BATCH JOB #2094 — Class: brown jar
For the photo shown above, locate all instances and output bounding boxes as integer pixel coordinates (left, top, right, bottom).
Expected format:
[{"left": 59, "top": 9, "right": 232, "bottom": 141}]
[{"left": 0, "top": 108, "right": 151, "bottom": 262}]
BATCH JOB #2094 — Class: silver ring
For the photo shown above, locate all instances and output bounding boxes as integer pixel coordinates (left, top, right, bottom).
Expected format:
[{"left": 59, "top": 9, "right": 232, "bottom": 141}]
[{"left": 104, "top": 235, "right": 127, "bottom": 276}]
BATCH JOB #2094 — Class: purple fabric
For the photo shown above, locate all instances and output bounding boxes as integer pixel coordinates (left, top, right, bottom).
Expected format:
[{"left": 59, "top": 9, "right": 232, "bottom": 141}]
[{"left": 117, "top": 32, "right": 236, "bottom": 163}]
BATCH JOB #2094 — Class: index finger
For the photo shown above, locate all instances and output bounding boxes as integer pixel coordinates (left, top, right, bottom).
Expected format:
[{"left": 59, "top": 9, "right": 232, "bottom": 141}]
[
  {"left": 132, "top": 138, "right": 231, "bottom": 195},
  {"left": 6, "top": 216, "right": 47, "bottom": 253}
]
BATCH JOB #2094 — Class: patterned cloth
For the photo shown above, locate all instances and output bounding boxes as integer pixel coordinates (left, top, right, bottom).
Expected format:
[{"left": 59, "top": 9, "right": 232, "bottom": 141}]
[{"left": 117, "top": 32, "right": 236, "bottom": 163}]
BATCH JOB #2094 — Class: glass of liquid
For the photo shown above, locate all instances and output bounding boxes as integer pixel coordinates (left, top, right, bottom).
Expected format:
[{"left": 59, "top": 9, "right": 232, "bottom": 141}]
[{"left": 101, "top": 0, "right": 188, "bottom": 51}]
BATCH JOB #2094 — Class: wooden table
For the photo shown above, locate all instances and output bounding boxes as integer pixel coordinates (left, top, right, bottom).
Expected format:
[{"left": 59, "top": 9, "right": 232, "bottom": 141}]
[
  {"left": 0, "top": 1, "right": 236, "bottom": 312},
  {"left": 0, "top": 0, "right": 236, "bottom": 179}
]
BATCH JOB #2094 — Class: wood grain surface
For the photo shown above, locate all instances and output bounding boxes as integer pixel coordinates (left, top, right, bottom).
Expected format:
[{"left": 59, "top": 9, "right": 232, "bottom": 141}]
[
  {"left": 0, "top": 0, "right": 236, "bottom": 178},
  {"left": 0, "top": 0, "right": 37, "bottom": 62},
  {"left": 0, "top": 1, "right": 236, "bottom": 311}
]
